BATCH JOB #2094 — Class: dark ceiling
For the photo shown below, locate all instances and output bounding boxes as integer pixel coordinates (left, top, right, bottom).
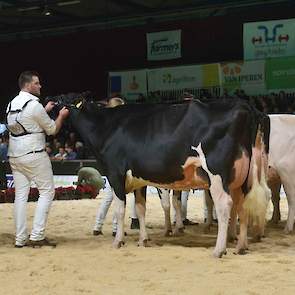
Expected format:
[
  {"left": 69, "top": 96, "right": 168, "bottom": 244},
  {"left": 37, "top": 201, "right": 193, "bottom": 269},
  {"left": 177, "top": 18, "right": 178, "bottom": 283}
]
[{"left": 0, "top": 0, "right": 293, "bottom": 41}]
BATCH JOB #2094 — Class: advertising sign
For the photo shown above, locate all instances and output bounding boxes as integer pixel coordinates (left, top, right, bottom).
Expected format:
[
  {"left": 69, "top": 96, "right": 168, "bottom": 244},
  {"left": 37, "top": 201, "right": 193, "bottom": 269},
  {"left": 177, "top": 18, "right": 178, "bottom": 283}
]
[
  {"left": 148, "top": 63, "right": 220, "bottom": 92},
  {"left": 220, "top": 60, "right": 266, "bottom": 95},
  {"left": 147, "top": 30, "right": 181, "bottom": 61},
  {"left": 109, "top": 70, "right": 147, "bottom": 101},
  {"left": 266, "top": 56, "right": 295, "bottom": 90},
  {"left": 244, "top": 18, "right": 295, "bottom": 60}
]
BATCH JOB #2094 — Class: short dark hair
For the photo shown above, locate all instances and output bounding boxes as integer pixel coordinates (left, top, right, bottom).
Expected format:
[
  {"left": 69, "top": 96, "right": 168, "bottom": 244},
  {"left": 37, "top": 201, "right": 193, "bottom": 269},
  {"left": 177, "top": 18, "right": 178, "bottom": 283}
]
[{"left": 18, "top": 71, "right": 40, "bottom": 89}]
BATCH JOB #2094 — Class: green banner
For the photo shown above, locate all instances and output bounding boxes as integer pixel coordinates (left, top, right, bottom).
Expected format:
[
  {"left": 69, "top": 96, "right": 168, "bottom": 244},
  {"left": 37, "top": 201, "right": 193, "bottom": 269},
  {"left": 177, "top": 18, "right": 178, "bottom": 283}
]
[{"left": 266, "top": 57, "right": 295, "bottom": 90}]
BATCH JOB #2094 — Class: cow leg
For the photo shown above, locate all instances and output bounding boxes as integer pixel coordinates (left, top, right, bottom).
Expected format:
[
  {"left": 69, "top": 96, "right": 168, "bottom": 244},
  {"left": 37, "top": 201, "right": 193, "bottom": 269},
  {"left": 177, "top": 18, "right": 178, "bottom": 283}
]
[
  {"left": 134, "top": 187, "right": 150, "bottom": 246},
  {"left": 281, "top": 180, "right": 295, "bottom": 234},
  {"left": 228, "top": 189, "right": 239, "bottom": 242},
  {"left": 210, "top": 185, "right": 232, "bottom": 258},
  {"left": 172, "top": 190, "right": 184, "bottom": 235},
  {"left": 234, "top": 190, "right": 249, "bottom": 254},
  {"left": 111, "top": 178, "right": 127, "bottom": 249},
  {"left": 204, "top": 189, "right": 214, "bottom": 234},
  {"left": 196, "top": 144, "right": 232, "bottom": 258},
  {"left": 269, "top": 178, "right": 281, "bottom": 224},
  {"left": 157, "top": 188, "right": 172, "bottom": 236},
  {"left": 268, "top": 167, "right": 281, "bottom": 224}
]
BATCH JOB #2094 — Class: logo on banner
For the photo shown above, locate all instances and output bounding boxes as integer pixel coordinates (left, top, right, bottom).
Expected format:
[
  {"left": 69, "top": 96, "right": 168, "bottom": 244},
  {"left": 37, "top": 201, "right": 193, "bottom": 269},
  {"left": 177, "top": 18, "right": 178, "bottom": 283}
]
[
  {"left": 147, "top": 30, "right": 181, "bottom": 61},
  {"left": 252, "top": 24, "right": 289, "bottom": 44},
  {"left": 162, "top": 73, "right": 195, "bottom": 85},
  {"left": 128, "top": 76, "right": 139, "bottom": 90},
  {"left": 244, "top": 19, "right": 295, "bottom": 60},
  {"left": 221, "top": 62, "right": 263, "bottom": 83},
  {"left": 151, "top": 39, "right": 179, "bottom": 56}
]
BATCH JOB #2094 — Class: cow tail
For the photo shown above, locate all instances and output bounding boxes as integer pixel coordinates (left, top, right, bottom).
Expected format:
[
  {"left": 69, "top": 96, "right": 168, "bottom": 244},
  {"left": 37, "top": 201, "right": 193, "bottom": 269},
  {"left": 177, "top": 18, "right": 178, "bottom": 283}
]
[{"left": 243, "top": 127, "right": 271, "bottom": 235}]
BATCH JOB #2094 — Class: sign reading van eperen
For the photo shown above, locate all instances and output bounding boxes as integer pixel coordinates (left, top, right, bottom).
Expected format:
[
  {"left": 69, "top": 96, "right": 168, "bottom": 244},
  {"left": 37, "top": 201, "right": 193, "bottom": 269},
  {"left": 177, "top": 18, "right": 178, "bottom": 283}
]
[{"left": 147, "top": 30, "right": 181, "bottom": 61}]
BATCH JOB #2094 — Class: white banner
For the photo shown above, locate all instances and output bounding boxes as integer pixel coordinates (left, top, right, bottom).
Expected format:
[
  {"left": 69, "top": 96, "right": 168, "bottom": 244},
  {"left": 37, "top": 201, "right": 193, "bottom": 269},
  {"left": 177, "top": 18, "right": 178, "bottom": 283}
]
[
  {"left": 244, "top": 18, "right": 295, "bottom": 60},
  {"left": 6, "top": 174, "right": 78, "bottom": 188},
  {"left": 109, "top": 69, "right": 147, "bottom": 101},
  {"left": 147, "top": 30, "right": 181, "bottom": 61},
  {"left": 148, "top": 64, "right": 220, "bottom": 92}
]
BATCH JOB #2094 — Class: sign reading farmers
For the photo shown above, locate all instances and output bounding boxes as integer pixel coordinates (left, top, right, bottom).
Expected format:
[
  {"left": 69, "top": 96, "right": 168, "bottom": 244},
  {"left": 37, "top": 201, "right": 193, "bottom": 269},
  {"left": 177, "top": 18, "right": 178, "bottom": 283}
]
[
  {"left": 109, "top": 70, "right": 147, "bottom": 101},
  {"left": 244, "top": 18, "right": 295, "bottom": 60},
  {"left": 266, "top": 56, "right": 295, "bottom": 90},
  {"left": 147, "top": 30, "right": 181, "bottom": 61}
]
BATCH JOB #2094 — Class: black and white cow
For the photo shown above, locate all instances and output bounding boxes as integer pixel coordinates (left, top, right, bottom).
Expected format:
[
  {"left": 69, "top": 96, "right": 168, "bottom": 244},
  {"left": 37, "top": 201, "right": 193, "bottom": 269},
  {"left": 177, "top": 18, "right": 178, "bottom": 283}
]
[{"left": 54, "top": 96, "right": 270, "bottom": 257}]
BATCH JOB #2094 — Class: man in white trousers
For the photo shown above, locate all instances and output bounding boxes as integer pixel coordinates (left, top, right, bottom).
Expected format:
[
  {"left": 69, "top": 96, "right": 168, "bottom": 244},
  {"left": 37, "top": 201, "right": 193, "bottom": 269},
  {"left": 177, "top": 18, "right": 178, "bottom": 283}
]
[
  {"left": 93, "top": 177, "right": 139, "bottom": 236},
  {"left": 7, "top": 71, "right": 69, "bottom": 248}
]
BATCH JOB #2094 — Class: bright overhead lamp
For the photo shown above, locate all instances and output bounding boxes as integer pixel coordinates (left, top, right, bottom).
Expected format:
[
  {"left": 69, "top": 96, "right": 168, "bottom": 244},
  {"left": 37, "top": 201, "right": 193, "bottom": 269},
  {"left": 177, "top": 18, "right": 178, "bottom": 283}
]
[{"left": 43, "top": 5, "right": 52, "bottom": 16}]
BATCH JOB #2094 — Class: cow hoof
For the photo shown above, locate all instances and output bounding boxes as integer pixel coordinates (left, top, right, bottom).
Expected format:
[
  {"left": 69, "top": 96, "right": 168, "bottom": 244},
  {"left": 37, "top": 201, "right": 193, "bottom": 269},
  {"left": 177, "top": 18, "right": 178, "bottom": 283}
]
[
  {"left": 213, "top": 249, "right": 227, "bottom": 258},
  {"left": 234, "top": 248, "right": 247, "bottom": 255},
  {"left": 138, "top": 239, "right": 151, "bottom": 247},
  {"left": 113, "top": 240, "right": 125, "bottom": 249},
  {"left": 164, "top": 230, "right": 173, "bottom": 237}
]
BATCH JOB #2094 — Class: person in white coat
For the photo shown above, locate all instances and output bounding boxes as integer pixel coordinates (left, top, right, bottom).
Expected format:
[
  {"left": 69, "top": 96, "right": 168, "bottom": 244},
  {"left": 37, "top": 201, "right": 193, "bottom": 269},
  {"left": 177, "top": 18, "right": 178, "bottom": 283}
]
[{"left": 7, "top": 71, "right": 69, "bottom": 248}]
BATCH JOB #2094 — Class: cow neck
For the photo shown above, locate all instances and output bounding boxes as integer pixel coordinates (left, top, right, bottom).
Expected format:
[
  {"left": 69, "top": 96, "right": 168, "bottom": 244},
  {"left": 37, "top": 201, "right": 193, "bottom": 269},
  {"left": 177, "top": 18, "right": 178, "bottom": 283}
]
[{"left": 69, "top": 107, "right": 108, "bottom": 146}]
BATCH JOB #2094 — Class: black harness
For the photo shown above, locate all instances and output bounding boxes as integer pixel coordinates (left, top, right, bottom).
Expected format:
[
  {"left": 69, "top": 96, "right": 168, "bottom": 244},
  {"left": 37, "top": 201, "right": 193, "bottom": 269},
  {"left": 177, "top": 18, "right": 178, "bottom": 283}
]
[{"left": 6, "top": 99, "right": 43, "bottom": 137}]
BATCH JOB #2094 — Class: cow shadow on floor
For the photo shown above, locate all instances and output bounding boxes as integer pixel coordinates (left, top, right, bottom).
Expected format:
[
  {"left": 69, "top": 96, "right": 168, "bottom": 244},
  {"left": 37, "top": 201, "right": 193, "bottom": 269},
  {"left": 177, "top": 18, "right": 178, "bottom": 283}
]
[{"left": 146, "top": 223, "right": 219, "bottom": 248}]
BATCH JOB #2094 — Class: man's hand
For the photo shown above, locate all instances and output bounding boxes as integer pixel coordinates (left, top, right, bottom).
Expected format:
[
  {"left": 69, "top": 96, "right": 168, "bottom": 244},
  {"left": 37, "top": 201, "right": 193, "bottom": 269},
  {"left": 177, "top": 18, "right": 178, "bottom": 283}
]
[
  {"left": 59, "top": 107, "right": 70, "bottom": 119},
  {"left": 45, "top": 101, "right": 56, "bottom": 113}
]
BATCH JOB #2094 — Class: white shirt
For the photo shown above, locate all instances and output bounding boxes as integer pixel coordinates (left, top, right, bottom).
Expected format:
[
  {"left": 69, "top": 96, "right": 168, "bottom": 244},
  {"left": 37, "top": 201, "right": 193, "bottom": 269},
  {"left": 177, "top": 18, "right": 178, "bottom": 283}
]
[{"left": 7, "top": 91, "right": 56, "bottom": 157}]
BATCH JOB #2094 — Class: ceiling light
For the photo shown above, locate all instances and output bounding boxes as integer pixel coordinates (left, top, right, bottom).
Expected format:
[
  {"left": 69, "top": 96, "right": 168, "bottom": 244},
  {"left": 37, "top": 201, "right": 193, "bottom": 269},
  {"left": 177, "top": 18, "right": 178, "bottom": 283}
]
[
  {"left": 18, "top": 6, "right": 40, "bottom": 12},
  {"left": 43, "top": 5, "right": 52, "bottom": 16},
  {"left": 57, "top": 0, "right": 81, "bottom": 6}
]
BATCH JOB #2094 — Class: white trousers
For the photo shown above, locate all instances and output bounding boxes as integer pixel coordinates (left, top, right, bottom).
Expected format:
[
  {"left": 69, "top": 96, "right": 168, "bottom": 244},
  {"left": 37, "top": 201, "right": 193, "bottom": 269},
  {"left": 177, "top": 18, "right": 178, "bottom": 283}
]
[
  {"left": 93, "top": 179, "right": 138, "bottom": 232},
  {"left": 173, "top": 190, "right": 189, "bottom": 222},
  {"left": 93, "top": 178, "right": 118, "bottom": 232},
  {"left": 9, "top": 152, "right": 55, "bottom": 246}
]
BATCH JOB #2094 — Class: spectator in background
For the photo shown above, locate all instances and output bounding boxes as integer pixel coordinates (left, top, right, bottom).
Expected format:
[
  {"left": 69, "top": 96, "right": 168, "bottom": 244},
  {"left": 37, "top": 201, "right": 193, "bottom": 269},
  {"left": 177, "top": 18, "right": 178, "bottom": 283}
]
[
  {"left": 0, "top": 137, "right": 8, "bottom": 161},
  {"left": 75, "top": 141, "right": 87, "bottom": 159},
  {"left": 45, "top": 144, "right": 54, "bottom": 158},
  {"left": 182, "top": 92, "right": 195, "bottom": 101},
  {"left": 54, "top": 146, "right": 67, "bottom": 160},
  {"left": 67, "top": 131, "right": 77, "bottom": 147},
  {"left": 52, "top": 138, "right": 62, "bottom": 155},
  {"left": 278, "top": 90, "right": 288, "bottom": 113},
  {"left": 65, "top": 145, "right": 77, "bottom": 160}
]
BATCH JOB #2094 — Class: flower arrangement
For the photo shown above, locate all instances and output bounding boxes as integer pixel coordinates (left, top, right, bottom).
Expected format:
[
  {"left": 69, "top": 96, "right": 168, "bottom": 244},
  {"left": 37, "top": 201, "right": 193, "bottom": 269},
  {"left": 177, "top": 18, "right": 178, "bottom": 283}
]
[{"left": 0, "top": 185, "right": 97, "bottom": 203}]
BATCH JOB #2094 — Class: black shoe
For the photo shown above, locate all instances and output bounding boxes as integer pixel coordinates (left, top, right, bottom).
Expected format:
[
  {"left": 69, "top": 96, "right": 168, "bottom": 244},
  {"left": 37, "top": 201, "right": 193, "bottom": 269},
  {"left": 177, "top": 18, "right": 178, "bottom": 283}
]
[
  {"left": 183, "top": 218, "right": 198, "bottom": 226},
  {"left": 130, "top": 218, "right": 140, "bottom": 229},
  {"left": 14, "top": 244, "right": 27, "bottom": 248},
  {"left": 112, "top": 231, "right": 127, "bottom": 237},
  {"left": 93, "top": 230, "right": 103, "bottom": 236},
  {"left": 28, "top": 238, "right": 57, "bottom": 248}
]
